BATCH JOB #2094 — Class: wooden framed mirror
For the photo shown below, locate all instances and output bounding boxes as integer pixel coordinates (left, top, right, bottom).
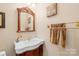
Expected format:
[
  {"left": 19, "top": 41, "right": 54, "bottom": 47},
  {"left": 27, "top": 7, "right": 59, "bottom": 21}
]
[{"left": 17, "top": 7, "right": 35, "bottom": 32}]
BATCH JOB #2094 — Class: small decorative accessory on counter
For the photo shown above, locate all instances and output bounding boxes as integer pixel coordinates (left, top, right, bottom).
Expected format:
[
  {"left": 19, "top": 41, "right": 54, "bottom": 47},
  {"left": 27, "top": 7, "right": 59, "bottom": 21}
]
[{"left": 16, "top": 35, "right": 24, "bottom": 42}]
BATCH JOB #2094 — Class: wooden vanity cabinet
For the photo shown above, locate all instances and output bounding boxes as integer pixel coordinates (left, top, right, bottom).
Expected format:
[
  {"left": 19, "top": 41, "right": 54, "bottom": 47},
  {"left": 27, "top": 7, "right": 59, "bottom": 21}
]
[{"left": 16, "top": 44, "right": 43, "bottom": 56}]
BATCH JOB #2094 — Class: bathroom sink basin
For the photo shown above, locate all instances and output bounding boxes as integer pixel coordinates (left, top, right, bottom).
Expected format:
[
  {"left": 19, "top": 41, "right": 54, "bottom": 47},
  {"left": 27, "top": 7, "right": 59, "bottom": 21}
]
[{"left": 14, "top": 37, "right": 44, "bottom": 54}]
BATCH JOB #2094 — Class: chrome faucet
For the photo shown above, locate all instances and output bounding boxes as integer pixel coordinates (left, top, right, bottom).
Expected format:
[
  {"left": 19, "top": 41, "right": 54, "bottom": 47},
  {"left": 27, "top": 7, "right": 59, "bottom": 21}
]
[
  {"left": 17, "top": 35, "right": 23, "bottom": 42},
  {"left": 16, "top": 37, "right": 19, "bottom": 42}
]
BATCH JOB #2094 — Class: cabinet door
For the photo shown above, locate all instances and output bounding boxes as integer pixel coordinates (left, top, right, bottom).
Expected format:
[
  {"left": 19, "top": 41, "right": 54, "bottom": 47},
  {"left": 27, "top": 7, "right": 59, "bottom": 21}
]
[
  {"left": 24, "top": 51, "right": 33, "bottom": 56},
  {"left": 39, "top": 45, "right": 43, "bottom": 56},
  {"left": 33, "top": 48, "right": 39, "bottom": 56}
]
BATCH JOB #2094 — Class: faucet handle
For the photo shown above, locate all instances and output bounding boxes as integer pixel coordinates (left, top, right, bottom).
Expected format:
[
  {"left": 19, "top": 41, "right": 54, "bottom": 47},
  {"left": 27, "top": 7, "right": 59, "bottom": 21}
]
[{"left": 16, "top": 37, "right": 19, "bottom": 42}]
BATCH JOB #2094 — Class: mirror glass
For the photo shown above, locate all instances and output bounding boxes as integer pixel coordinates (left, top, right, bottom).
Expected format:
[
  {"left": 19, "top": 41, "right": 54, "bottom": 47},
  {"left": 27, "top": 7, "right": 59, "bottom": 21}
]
[{"left": 17, "top": 7, "right": 35, "bottom": 32}]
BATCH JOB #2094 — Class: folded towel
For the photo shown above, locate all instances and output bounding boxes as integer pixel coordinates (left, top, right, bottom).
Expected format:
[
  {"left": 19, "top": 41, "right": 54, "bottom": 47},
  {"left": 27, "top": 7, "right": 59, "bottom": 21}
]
[{"left": 50, "top": 23, "right": 66, "bottom": 48}]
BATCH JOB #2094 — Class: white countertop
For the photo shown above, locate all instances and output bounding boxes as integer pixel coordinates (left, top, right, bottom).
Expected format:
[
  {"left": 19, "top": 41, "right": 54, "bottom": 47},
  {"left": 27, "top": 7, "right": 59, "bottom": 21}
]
[{"left": 14, "top": 37, "right": 44, "bottom": 54}]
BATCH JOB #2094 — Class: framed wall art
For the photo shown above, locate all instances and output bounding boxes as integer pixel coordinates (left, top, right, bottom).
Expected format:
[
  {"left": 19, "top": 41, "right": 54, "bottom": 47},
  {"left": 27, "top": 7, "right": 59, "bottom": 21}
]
[
  {"left": 0, "top": 12, "right": 5, "bottom": 28},
  {"left": 47, "top": 3, "right": 57, "bottom": 17}
]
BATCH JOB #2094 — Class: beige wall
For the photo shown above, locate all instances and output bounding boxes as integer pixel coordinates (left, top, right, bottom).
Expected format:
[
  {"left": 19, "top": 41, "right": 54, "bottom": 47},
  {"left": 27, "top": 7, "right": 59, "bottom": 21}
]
[
  {"left": 0, "top": 3, "right": 79, "bottom": 56},
  {"left": 36, "top": 3, "right": 79, "bottom": 56}
]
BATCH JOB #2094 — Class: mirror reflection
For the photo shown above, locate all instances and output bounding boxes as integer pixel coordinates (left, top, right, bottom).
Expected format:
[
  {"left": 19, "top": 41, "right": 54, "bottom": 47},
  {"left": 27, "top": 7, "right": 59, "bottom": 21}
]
[{"left": 17, "top": 7, "right": 35, "bottom": 32}]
